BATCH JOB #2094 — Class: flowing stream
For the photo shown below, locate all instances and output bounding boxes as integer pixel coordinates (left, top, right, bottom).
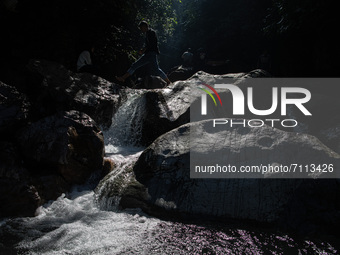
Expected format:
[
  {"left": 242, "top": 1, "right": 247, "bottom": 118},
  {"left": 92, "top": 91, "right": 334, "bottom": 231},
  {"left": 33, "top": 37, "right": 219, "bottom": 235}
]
[{"left": 0, "top": 91, "right": 339, "bottom": 254}]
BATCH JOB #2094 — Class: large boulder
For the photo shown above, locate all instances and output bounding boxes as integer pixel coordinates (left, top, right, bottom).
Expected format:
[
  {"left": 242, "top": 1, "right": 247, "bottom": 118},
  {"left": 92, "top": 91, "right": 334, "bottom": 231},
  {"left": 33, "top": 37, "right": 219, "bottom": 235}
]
[
  {"left": 0, "top": 142, "right": 41, "bottom": 217},
  {"left": 26, "top": 59, "right": 120, "bottom": 129},
  {"left": 18, "top": 110, "right": 105, "bottom": 184},
  {"left": 132, "top": 121, "right": 340, "bottom": 233},
  {"left": 1, "top": 133, "right": 74, "bottom": 218},
  {"left": 0, "top": 82, "right": 30, "bottom": 139}
]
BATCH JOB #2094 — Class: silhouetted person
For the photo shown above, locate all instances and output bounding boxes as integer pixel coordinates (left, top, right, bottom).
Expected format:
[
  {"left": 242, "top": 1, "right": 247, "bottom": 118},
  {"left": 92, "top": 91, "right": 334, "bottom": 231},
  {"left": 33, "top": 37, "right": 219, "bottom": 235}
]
[
  {"left": 116, "top": 21, "right": 171, "bottom": 85},
  {"left": 77, "top": 46, "right": 99, "bottom": 75},
  {"left": 181, "top": 48, "right": 193, "bottom": 67}
]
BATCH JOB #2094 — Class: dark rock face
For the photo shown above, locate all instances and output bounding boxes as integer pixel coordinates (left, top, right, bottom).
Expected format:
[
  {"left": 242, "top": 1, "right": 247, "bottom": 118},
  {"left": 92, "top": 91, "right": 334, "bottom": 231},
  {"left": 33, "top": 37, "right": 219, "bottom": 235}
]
[
  {"left": 0, "top": 83, "right": 41, "bottom": 217},
  {"left": 0, "top": 82, "right": 30, "bottom": 139},
  {"left": 0, "top": 142, "right": 41, "bottom": 217},
  {"left": 133, "top": 121, "right": 340, "bottom": 233},
  {"left": 26, "top": 59, "right": 120, "bottom": 129},
  {"left": 0, "top": 61, "right": 114, "bottom": 217},
  {"left": 0, "top": 59, "right": 121, "bottom": 217},
  {"left": 33, "top": 175, "right": 70, "bottom": 203},
  {"left": 18, "top": 110, "right": 104, "bottom": 184}
]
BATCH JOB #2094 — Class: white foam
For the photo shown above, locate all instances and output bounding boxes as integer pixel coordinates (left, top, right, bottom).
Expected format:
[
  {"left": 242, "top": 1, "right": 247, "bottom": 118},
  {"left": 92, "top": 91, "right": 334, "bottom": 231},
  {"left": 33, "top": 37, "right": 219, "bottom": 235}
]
[{"left": 18, "top": 190, "right": 161, "bottom": 255}]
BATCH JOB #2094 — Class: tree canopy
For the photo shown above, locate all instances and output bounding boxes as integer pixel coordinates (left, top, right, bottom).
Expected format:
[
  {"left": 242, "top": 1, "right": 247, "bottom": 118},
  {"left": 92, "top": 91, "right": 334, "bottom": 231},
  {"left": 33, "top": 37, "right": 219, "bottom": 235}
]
[{"left": 0, "top": 0, "right": 338, "bottom": 85}]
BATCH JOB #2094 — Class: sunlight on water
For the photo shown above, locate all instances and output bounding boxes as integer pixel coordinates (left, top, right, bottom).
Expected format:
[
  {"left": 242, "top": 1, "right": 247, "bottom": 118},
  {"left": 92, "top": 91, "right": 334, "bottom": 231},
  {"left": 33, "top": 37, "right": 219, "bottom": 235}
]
[{"left": 15, "top": 190, "right": 161, "bottom": 255}]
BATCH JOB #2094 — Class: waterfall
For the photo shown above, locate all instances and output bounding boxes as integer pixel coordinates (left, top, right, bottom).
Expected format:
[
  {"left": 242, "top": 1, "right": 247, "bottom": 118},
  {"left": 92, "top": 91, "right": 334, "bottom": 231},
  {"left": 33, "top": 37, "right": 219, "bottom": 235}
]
[
  {"left": 104, "top": 90, "right": 148, "bottom": 150},
  {"left": 95, "top": 89, "right": 148, "bottom": 211},
  {"left": 94, "top": 149, "right": 143, "bottom": 211}
]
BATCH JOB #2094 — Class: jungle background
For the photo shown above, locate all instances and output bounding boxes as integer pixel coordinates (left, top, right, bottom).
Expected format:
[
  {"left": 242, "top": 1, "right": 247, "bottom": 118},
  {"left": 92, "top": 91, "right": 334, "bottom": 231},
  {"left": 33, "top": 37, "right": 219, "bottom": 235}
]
[{"left": 0, "top": 0, "right": 338, "bottom": 89}]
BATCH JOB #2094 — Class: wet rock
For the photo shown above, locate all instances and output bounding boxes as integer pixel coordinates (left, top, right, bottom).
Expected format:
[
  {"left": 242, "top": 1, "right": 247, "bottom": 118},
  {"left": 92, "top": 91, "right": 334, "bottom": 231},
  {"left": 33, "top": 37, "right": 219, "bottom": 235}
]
[
  {"left": 18, "top": 110, "right": 104, "bottom": 184},
  {"left": 133, "top": 121, "right": 340, "bottom": 232},
  {"left": 0, "top": 142, "right": 41, "bottom": 217},
  {"left": 119, "top": 180, "right": 149, "bottom": 210},
  {"left": 33, "top": 175, "right": 70, "bottom": 203},
  {"left": 102, "top": 157, "right": 116, "bottom": 177},
  {"left": 95, "top": 151, "right": 152, "bottom": 212},
  {"left": 26, "top": 59, "right": 120, "bottom": 129},
  {"left": 0, "top": 82, "right": 29, "bottom": 139}
]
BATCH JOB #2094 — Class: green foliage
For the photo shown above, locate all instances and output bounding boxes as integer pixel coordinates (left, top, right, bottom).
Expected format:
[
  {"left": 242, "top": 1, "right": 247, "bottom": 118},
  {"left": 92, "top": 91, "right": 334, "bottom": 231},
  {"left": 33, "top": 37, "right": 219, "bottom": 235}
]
[
  {"left": 92, "top": 0, "right": 180, "bottom": 68},
  {"left": 136, "top": 0, "right": 179, "bottom": 43},
  {"left": 95, "top": 26, "right": 136, "bottom": 64}
]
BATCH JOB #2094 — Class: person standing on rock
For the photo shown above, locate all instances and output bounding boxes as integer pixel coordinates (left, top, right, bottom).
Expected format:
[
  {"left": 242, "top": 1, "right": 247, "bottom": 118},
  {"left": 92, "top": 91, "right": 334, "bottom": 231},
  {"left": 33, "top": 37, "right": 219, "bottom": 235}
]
[{"left": 116, "top": 21, "right": 171, "bottom": 86}]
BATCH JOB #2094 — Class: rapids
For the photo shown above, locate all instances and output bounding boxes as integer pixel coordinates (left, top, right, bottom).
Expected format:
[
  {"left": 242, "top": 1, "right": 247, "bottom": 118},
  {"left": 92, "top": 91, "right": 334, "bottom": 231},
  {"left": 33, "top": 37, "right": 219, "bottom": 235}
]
[{"left": 0, "top": 91, "right": 338, "bottom": 254}]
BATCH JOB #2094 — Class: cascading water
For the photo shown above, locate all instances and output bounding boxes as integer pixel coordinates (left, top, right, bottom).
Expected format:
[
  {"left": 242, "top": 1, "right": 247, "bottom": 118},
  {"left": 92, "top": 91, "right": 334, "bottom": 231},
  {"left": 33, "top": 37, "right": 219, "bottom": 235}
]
[
  {"left": 104, "top": 89, "right": 148, "bottom": 149},
  {"left": 0, "top": 89, "right": 338, "bottom": 254},
  {"left": 95, "top": 90, "right": 147, "bottom": 211}
]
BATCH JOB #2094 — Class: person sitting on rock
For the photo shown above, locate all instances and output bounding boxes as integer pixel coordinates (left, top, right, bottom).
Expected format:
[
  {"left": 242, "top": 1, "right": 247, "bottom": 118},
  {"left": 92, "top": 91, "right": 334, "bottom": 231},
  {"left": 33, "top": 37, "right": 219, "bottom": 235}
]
[
  {"left": 116, "top": 21, "right": 171, "bottom": 86},
  {"left": 181, "top": 48, "right": 193, "bottom": 68},
  {"left": 77, "top": 46, "right": 99, "bottom": 75}
]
